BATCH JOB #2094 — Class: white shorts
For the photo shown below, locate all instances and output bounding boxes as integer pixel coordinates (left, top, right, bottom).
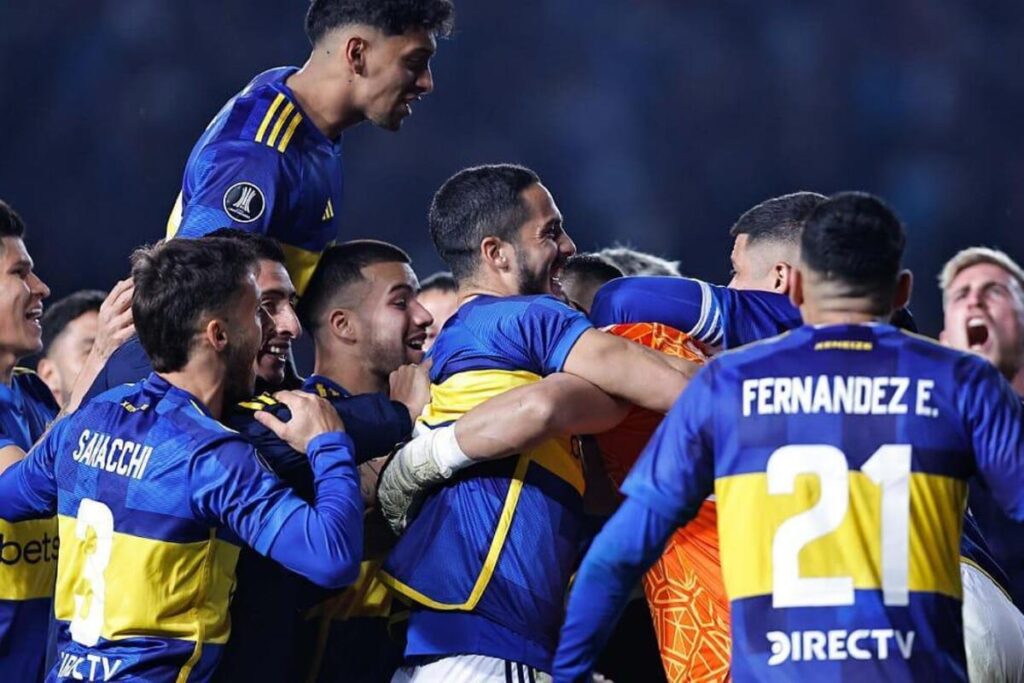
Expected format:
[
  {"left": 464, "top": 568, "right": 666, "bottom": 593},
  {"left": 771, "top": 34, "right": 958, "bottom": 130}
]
[
  {"left": 391, "top": 655, "right": 552, "bottom": 683},
  {"left": 962, "top": 561, "right": 1024, "bottom": 682}
]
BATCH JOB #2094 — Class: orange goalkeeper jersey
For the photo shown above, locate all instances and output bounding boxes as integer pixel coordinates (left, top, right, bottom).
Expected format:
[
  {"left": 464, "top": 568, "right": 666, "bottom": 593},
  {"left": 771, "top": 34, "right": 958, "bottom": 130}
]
[{"left": 598, "top": 323, "right": 731, "bottom": 682}]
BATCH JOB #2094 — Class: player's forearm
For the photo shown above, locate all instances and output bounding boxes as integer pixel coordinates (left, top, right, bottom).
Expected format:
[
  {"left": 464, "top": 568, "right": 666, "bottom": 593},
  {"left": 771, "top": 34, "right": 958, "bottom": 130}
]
[
  {"left": 553, "top": 497, "right": 676, "bottom": 682},
  {"left": 0, "top": 456, "right": 53, "bottom": 520},
  {"left": 453, "top": 374, "right": 628, "bottom": 461},
  {"left": 0, "top": 444, "right": 26, "bottom": 476},
  {"left": 588, "top": 340, "right": 691, "bottom": 414},
  {"left": 266, "top": 433, "right": 364, "bottom": 588}
]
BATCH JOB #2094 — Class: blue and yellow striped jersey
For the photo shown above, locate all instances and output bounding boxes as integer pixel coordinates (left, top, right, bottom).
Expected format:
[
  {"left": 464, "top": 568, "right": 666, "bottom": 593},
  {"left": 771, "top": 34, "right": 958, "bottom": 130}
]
[
  {"left": 166, "top": 66, "right": 343, "bottom": 294},
  {"left": 0, "top": 369, "right": 59, "bottom": 682},
  {"left": 0, "top": 373, "right": 360, "bottom": 682},
  {"left": 623, "top": 323, "right": 1024, "bottom": 681},
  {"left": 380, "top": 294, "right": 593, "bottom": 672}
]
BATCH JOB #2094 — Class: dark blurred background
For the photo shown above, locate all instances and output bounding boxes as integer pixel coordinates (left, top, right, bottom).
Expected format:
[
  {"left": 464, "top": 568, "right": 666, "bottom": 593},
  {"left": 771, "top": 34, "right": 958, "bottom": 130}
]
[{"left": 2, "top": 0, "right": 1023, "bottom": 335}]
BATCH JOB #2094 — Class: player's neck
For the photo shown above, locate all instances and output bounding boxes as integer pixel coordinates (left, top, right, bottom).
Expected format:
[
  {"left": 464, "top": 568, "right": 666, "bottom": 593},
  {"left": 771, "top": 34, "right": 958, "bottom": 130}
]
[
  {"left": 801, "top": 299, "right": 889, "bottom": 327},
  {"left": 159, "top": 357, "right": 228, "bottom": 421},
  {"left": 287, "top": 61, "right": 363, "bottom": 140},
  {"left": 313, "top": 351, "right": 386, "bottom": 397}
]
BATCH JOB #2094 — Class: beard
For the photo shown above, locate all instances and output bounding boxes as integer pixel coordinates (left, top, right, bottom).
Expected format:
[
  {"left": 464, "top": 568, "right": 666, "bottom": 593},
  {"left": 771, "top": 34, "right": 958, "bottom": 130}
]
[
  {"left": 224, "top": 341, "right": 258, "bottom": 405},
  {"left": 517, "top": 260, "right": 550, "bottom": 296}
]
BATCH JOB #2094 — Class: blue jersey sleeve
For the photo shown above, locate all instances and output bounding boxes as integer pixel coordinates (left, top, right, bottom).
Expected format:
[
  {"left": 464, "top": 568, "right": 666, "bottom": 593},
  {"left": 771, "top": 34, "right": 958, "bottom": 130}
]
[
  {"left": 82, "top": 337, "right": 154, "bottom": 406},
  {"left": 0, "top": 419, "right": 63, "bottom": 520},
  {"left": 589, "top": 277, "right": 800, "bottom": 349},
  {"left": 620, "top": 363, "right": 717, "bottom": 523},
  {"left": 189, "top": 431, "right": 363, "bottom": 588},
  {"left": 957, "top": 355, "right": 1024, "bottom": 521},
  {"left": 177, "top": 141, "right": 285, "bottom": 236},
  {"left": 553, "top": 497, "right": 677, "bottom": 682},
  {"left": 513, "top": 296, "right": 593, "bottom": 373}
]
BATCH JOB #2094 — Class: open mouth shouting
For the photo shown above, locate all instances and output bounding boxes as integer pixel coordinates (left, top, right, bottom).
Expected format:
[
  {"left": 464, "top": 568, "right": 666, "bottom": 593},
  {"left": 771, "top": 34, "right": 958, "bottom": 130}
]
[
  {"left": 965, "top": 316, "right": 991, "bottom": 352},
  {"left": 25, "top": 305, "right": 43, "bottom": 331},
  {"left": 406, "top": 331, "right": 427, "bottom": 361},
  {"left": 260, "top": 338, "right": 291, "bottom": 366}
]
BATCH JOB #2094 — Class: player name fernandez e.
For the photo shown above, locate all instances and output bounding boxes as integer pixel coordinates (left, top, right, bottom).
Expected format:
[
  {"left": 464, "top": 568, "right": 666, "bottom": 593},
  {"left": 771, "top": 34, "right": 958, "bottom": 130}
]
[{"left": 742, "top": 375, "right": 938, "bottom": 418}]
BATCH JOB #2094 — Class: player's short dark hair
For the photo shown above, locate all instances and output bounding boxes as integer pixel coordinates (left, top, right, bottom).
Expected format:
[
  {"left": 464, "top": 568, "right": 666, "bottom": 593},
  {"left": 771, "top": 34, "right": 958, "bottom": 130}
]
[
  {"left": 801, "top": 192, "right": 906, "bottom": 301},
  {"left": 298, "top": 240, "right": 411, "bottom": 333},
  {"left": 41, "top": 290, "right": 106, "bottom": 355},
  {"left": 596, "top": 246, "right": 679, "bottom": 277},
  {"left": 305, "top": 0, "right": 455, "bottom": 44},
  {"left": 730, "top": 192, "right": 827, "bottom": 245},
  {"left": 429, "top": 164, "right": 541, "bottom": 282},
  {"left": 0, "top": 200, "right": 26, "bottom": 242},
  {"left": 562, "top": 254, "right": 624, "bottom": 288},
  {"left": 131, "top": 238, "right": 259, "bottom": 373},
  {"left": 418, "top": 270, "right": 456, "bottom": 294},
  {"left": 205, "top": 228, "right": 286, "bottom": 266}
]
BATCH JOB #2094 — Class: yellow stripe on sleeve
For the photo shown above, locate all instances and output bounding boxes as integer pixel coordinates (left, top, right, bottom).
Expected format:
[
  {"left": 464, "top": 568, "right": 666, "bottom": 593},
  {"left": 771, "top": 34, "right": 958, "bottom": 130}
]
[
  {"left": 277, "top": 111, "right": 304, "bottom": 152},
  {"left": 255, "top": 93, "right": 285, "bottom": 144},
  {"left": 266, "top": 102, "right": 296, "bottom": 148}
]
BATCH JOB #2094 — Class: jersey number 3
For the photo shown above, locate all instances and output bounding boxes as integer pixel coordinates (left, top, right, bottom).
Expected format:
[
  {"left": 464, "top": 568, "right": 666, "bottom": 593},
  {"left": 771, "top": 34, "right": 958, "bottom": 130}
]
[
  {"left": 767, "top": 444, "right": 911, "bottom": 608},
  {"left": 69, "top": 498, "right": 115, "bottom": 647}
]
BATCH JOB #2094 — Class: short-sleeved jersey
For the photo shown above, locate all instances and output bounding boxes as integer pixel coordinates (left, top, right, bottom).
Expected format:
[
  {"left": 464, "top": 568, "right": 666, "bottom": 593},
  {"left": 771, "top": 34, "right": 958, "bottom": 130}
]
[
  {"left": 380, "top": 294, "right": 593, "bottom": 672},
  {"left": 0, "top": 369, "right": 59, "bottom": 682},
  {"left": 590, "top": 276, "right": 801, "bottom": 349},
  {"left": 167, "top": 67, "right": 344, "bottom": 294},
  {"left": 0, "top": 373, "right": 351, "bottom": 682},
  {"left": 624, "top": 323, "right": 1024, "bottom": 681}
]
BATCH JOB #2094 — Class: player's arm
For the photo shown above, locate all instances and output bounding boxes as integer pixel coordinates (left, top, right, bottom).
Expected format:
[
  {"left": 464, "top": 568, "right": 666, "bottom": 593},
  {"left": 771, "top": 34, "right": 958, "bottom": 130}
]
[
  {"left": 0, "top": 439, "right": 25, "bottom": 475},
  {"left": 959, "top": 356, "right": 1024, "bottom": 521},
  {"left": 590, "top": 276, "right": 726, "bottom": 345},
  {"left": 562, "top": 328, "right": 696, "bottom": 413},
  {"left": 553, "top": 367, "right": 718, "bottom": 681},
  {"left": 176, "top": 141, "right": 285, "bottom": 237},
  {"left": 0, "top": 423, "right": 63, "bottom": 519},
  {"left": 193, "top": 392, "right": 363, "bottom": 589},
  {"left": 376, "top": 373, "right": 629, "bottom": 531}
]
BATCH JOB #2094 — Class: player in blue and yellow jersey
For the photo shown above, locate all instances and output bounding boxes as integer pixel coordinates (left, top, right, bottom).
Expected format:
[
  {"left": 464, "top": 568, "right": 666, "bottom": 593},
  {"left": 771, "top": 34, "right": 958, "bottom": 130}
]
[
  {"left": 218, "top": 240, "right": 432, "bottom": 683},
  {"left": 0, "top": 201, "right": 60, "bottom": 682},
  {"left": 0, "top": 237, "right": 365, "bottom": 682},
  {"left": 375, "top": 164, "right": 694, "bottom": 681},
  {"left": 555, "top": 192, "right": 1024, "bottom": 682},
  {"left": 166, "top": 0, "right": 454, "bottom": 294}
]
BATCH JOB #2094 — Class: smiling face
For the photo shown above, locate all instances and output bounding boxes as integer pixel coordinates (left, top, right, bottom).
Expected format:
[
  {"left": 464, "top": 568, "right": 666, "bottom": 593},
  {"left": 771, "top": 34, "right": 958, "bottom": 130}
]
[
  {"left": 0, "top": 237, "right": 50, "bottom": 367},
  {"left": 355, "top": 27, "right": 437, "bottom": 131},
  {"left": 350, "top": 261, "right": 433, "bottom": 378},
  {"left": 509, "top": 183, "right": 577, "bottom": 298},
  {"left": 941, "top": 262, "right": 1024, "bottom": 380},
  {"left": 222, "top": 269, "right": 265, "bottom": 404},
  {"left": 254, "top": 259, "right": 301, "bottom": 388}
]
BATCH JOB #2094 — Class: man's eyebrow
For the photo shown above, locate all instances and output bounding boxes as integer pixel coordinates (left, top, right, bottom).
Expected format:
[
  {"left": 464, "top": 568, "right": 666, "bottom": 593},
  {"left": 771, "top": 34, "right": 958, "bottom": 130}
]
[{"left": 389, "top": 283, "right": 415, "bottom": 294}]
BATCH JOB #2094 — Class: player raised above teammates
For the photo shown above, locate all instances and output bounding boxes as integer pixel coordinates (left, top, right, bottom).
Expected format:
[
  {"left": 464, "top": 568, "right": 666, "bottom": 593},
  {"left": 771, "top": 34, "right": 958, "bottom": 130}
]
[
  {"left": 555, "top": 192, "right": 1024, "bottom": 682},
  {"left": 37, "top": 290, "right": 105, "bottom": 406},
  {"left": 167, "top": 0, "right": 455, "bottom": 293},
  {"left": 0, "top": 201, "right": 60, "bottom": 682},
  {"left": 0, "top": 237, "right": 366, "bottom": 682}
]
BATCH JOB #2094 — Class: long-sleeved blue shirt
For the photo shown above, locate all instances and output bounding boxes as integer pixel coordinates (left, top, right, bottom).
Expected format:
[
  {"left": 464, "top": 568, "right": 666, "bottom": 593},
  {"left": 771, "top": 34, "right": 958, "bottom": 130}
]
[{"left": 0, "top": 373, "right": 363, "bottom": 683}]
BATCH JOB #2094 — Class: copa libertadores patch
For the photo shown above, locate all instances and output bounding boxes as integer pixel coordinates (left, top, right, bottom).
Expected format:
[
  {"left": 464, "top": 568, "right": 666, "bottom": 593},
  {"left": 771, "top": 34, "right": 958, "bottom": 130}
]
[{"left": 223, "top": 181, "right": 266, "bottom": 223}]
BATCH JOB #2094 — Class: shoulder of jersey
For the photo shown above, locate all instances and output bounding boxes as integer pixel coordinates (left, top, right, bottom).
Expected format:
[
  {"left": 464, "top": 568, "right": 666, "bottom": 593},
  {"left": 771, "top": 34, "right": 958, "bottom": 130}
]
[
  {"left": 237, "top": 393, "right": 284, "bottom": 413},
  {"left": 213, "top": 71, "right": 309, "bottom": 156}
]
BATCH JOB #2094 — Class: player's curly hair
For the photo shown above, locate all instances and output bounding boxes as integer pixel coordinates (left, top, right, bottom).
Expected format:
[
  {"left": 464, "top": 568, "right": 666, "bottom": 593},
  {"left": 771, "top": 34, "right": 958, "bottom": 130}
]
[
  {"left": 131, "top": 237, "right": 258, "bottom": 373},
  {"left": 305, "top": 0, "right": 455, "bottom": 45}
]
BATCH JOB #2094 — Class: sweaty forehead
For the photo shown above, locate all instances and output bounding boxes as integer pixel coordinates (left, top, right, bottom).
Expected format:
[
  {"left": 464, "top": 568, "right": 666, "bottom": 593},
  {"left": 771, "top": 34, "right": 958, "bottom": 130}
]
[
  {"left": 951, "top": 262, "right": 1016, "bottom": 289},
  {"left": 361, "top": 260, "right": 418, "bottom": 293},
  {"left": 256, "top": 259, "right": 295, "bottom": 295},
  {"left": 522, "top": 184, "right": 562, "bottom": 225}
]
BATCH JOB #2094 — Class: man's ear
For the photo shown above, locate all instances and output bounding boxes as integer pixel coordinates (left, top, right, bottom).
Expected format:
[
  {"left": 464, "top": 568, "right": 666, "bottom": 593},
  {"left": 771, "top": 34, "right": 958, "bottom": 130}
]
[
  {"left": 204, "top": 318, "right": 230, "bottom": 353},
  {"left": 328, "top": 307, "right": 359, "bottom": 344},
  {"left": 893, "top": 269, "right": 913, "bottom": 311},
  {"left": 345, "top": 35, "right": 368, "bottom": 76},
  {"left": 773, "top": 262, "right": 794, "bottom": 295},
  {"left": 788, "top": 268, "right": 805, "bottom": 309},
  {"left": 480, "top": 236, "right": 511, "bottom": 272}
]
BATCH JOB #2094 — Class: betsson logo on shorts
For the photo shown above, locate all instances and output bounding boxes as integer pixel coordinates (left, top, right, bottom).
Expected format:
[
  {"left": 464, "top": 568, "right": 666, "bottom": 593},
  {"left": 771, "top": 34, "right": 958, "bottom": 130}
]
[{"left": 767, "top": 629, "right": 915, "bottom": 666}]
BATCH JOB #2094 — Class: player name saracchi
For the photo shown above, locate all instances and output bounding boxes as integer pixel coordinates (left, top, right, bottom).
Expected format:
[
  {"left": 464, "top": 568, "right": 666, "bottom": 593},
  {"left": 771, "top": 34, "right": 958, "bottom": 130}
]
[
  {"left": 742, "top": 376, "right": 938, "bottom": 418},
  {"left": 70, "top": 429, "right": 153, "bottom": 480}
]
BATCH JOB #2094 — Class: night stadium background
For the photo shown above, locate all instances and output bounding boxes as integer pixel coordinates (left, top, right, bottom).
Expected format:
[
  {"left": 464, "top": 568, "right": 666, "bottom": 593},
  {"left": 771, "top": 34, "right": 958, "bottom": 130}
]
[{"left": 2, "top": 0, "right": 1023, "bottom": 334}]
